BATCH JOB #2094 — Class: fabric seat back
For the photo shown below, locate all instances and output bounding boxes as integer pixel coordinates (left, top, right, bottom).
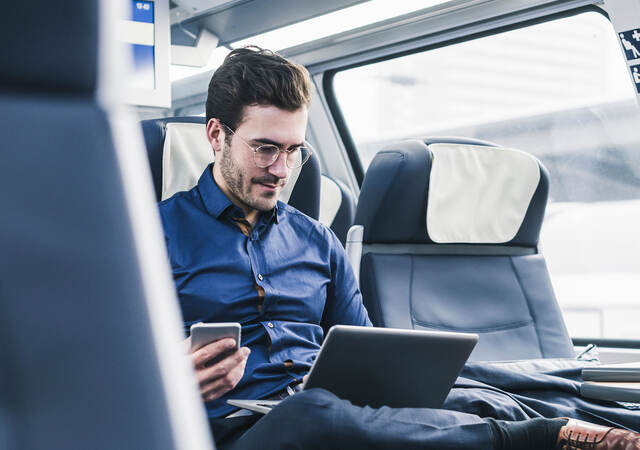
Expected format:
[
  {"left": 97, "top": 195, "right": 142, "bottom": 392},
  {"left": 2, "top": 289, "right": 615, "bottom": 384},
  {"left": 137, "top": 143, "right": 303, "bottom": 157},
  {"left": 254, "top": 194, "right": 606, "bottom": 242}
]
[
  {"left": 141, "top": 117, "right": 358, "bottom": 245},
  {"left": 349, "top": 138, "right": 574, "bottom": 361},
  {"left": 0, "top": 1, "right": 214, "bottom": 448},
  {"left": 141, "top": 117, "right": 321, "bottom": 219}
]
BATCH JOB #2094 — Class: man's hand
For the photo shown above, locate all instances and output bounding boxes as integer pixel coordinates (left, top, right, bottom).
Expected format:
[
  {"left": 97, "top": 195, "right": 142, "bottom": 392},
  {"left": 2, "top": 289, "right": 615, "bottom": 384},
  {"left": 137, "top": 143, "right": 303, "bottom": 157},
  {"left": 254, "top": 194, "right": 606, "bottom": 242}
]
[{"left": 186, "top": 337, "right": 251, "bottom": 402}]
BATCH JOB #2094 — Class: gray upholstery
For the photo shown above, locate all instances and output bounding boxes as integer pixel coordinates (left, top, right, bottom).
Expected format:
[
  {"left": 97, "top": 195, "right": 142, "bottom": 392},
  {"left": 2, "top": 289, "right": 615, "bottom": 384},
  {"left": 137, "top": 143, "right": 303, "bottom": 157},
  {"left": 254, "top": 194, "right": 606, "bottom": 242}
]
[
  {"left": 0, "top": 1, "right": 213, "bottom": 449},
  {"left": 354, "top": 139, "right": 574, "bottom": 361}
]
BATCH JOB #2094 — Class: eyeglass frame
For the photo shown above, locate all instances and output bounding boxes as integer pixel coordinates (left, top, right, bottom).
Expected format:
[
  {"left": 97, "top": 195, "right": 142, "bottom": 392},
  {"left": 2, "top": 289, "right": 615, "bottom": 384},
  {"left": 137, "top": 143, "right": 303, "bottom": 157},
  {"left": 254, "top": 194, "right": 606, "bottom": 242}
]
[{"left": 220, "top": 122, "right": 314, "bottom": 169}]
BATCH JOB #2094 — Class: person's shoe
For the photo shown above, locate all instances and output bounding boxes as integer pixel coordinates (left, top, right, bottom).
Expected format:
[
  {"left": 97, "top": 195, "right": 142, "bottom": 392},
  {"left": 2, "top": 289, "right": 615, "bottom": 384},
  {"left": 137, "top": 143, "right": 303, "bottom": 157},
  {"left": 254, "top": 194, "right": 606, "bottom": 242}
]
[{"left": 557, "top": 419, "right": 640, "bottom": 449}]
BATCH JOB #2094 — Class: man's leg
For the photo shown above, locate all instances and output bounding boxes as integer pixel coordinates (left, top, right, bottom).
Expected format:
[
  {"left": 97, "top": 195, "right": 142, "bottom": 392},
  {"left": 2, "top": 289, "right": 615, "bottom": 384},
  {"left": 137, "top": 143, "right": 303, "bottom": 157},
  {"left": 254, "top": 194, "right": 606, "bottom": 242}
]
[
  {"left": 225, "top": 389, "right": 640, "bottom": 450},
  {"left": 488, "top": 417, "right": 567, "bottom": 450},
  {"left": 228, "top": 388, "right": 494, "bottom": 450},
  {"left": 210, "top": 414, "right": 262, "bottom": 449}
]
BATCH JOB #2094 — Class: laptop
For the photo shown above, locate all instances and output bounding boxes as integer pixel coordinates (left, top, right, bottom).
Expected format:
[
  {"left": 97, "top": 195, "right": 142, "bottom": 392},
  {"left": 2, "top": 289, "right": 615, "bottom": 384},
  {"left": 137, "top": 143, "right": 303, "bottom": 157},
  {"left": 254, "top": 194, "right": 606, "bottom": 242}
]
[{"left": 227, "top": 325, "right": 478, "bottom": 414}]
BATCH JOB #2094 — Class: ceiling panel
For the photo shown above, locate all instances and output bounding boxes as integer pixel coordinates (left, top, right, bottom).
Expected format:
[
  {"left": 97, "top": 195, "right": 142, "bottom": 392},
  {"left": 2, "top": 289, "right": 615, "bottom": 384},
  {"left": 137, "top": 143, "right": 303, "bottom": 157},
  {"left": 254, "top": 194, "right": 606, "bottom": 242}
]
[{"left": 177, "top": 0, "right": 369, "bottom": 46}]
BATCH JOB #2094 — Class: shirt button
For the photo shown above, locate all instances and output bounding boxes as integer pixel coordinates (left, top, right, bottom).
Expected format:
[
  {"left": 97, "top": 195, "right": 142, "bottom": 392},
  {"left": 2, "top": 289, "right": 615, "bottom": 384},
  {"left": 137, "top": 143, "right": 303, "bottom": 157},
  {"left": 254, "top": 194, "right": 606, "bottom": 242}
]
[
  {"left": 267, "top": 322, "right": 274, "bottom": 328},
  {"left": 257, "top": 274, "right": 264, "bottom": 281}
]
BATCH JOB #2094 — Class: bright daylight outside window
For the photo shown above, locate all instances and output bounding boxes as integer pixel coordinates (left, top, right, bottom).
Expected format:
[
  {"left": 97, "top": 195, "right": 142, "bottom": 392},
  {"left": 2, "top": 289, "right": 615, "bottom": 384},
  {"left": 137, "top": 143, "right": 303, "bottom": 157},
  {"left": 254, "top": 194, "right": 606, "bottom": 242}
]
[{"left": 333, "top": 11, "right": 640, "bottom": 340}]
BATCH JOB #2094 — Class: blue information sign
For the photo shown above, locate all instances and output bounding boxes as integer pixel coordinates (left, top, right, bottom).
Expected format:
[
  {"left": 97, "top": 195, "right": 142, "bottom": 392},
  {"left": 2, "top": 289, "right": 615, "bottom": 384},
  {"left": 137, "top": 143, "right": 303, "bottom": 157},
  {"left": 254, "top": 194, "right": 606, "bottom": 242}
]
[
  {"left": 618, "top": 29, "right": 640, "bottom": 61},
  {"left": 129, "top": 0, "right": 155, "bottom": 89},
  {"left": 630, "top": 64, "right": 640, "bottom": 93},
  {"left": 132, "top": 1, "right": 154, "bottom": 24}
]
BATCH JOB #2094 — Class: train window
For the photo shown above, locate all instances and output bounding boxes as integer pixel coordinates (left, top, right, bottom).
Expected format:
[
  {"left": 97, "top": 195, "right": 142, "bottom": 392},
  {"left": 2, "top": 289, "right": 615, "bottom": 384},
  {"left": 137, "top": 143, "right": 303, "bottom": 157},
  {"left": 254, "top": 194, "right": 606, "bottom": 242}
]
[{"left": 333, "top": 11, "right": 640, "bottom": 340}]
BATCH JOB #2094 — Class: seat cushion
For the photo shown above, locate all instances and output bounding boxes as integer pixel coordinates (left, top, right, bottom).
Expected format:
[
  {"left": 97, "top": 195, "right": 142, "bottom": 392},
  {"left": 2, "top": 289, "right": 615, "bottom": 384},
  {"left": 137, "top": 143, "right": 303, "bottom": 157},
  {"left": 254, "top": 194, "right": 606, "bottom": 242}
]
[{"left": 360, "top": 252, "right": 575, "bottom": 361}]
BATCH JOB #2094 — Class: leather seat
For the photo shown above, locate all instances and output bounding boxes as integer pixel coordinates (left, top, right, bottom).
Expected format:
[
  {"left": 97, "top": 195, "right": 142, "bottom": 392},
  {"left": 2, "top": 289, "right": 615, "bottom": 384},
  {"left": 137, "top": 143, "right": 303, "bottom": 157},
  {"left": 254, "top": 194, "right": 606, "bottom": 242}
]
[{"left": 347, "top": 137, "right": 575, "bottom": 361}]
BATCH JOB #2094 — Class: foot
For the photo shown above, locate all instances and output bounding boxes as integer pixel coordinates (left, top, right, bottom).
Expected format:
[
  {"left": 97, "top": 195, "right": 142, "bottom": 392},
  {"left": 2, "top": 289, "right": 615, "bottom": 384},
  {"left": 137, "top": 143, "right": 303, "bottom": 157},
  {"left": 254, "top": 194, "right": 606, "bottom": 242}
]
[{"left": 557, "top": 419, "right": 640, "bottom": 449}]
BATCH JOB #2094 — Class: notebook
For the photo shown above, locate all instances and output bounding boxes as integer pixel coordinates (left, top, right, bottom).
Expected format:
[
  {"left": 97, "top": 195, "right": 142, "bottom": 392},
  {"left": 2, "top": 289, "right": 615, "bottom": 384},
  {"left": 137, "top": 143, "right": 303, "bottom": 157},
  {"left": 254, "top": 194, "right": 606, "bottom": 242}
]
[
  {"left": 582, "top": 362, "right": 640, "bottom": 382},
  {"left": 580, "top": 381, "right": 640, "bottom": 403},
  {"left": 227, "top": 325, "right": 478, "bottom": 414}
]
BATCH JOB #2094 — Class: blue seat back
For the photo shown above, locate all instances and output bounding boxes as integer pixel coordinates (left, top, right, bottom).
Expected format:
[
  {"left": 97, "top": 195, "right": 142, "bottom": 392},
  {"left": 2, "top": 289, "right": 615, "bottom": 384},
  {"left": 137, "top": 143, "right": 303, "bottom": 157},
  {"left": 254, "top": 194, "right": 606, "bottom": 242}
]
[
  {"left": 0, "top": 1, "right": 214, "bottom": 448},
  {"left": 141, "top": 117, "right": 322, "bottom": 220},
  {"left": 352, "top": 138, "right": 574, "bottom": 361}
]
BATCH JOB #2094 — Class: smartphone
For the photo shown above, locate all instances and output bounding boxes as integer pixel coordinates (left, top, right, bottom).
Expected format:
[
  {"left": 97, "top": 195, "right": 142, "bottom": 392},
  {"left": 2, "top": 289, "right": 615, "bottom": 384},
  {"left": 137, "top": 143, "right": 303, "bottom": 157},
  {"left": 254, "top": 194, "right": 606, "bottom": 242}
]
[{"left": 190, "top": 322, "right": 241, "bottom": 352}]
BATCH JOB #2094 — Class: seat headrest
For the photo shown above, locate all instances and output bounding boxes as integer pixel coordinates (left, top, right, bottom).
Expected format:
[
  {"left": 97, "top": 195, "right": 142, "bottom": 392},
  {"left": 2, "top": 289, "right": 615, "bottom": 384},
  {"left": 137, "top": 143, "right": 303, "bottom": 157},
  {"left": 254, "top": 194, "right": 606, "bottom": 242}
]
[
  {"left": 1, "top": 0, "right": 98, "bottom": 93},
  {"left": 141, "top": 117, "right": 206, "bottom": 201},
  {"left": 354, "top": 139, "right": 549, "bottom": 247},
  {"left": 141, "top": 116, "right": 320, "bottom": 219}
]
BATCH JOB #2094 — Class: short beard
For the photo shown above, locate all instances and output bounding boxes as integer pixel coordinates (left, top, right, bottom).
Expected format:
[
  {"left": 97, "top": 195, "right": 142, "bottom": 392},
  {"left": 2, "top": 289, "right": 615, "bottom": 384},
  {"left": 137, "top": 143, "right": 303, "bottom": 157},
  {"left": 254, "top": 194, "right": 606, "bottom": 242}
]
[
  {"left": 218, "top": 140, "right": 281, "bottom": 213},
  {"left": 219, "top": 140, "right": 246, "bottom": 203}
]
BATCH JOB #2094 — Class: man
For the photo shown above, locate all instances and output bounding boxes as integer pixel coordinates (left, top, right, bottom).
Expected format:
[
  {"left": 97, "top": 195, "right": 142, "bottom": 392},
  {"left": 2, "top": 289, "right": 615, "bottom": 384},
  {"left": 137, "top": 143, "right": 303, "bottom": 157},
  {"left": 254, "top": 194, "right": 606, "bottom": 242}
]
[{"left": 159, "top": 46, "right": 640, "bottom": 450}]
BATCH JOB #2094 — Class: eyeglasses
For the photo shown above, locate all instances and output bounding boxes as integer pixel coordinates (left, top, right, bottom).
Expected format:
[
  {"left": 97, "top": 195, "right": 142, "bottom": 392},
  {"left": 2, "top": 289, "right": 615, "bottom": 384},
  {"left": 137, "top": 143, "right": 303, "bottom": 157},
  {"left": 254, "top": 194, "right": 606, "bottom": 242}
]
[{"left": 221, "top": 123, "right": 313, "bottom": 169}]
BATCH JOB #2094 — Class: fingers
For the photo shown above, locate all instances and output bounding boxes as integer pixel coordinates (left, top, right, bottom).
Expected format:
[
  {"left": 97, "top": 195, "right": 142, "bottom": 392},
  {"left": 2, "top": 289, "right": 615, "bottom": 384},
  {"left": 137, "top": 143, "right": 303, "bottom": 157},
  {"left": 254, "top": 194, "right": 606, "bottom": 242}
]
[
  {"left": 201, "top": 351, "right": 250, "bottom": 402},
  {"left": 187, "top": 336, "right": 249, "bottom": 402},
  {"left": 197, "top": 347, "right": 251, "bottom": 402},
  {"left": 192, "top": 337, "right": 237, "bottom": 367},
  {"left": 195, "top": 346, "right": 246, "bottom": 384}
]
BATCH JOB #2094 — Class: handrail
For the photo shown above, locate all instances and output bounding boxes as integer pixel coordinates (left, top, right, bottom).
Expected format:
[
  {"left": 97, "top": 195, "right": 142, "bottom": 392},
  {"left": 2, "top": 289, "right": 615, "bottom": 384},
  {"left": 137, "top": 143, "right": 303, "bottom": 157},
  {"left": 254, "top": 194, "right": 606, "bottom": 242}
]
[{"left": 573, "top": 338, "right": 640, "bottom": 349}]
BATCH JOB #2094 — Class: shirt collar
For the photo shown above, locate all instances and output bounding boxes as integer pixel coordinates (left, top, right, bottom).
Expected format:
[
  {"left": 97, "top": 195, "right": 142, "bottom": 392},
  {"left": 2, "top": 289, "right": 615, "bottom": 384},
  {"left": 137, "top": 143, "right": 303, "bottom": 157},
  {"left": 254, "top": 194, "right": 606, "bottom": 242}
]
[
  {"left": 197, "top": 163, "right": 279, "bottom": 224},
  {"left": 266, "top": 204, "right": 280, "bottom": 224},
  {"left": 197, "top": 163, "right": 234, "bottom": 219}
]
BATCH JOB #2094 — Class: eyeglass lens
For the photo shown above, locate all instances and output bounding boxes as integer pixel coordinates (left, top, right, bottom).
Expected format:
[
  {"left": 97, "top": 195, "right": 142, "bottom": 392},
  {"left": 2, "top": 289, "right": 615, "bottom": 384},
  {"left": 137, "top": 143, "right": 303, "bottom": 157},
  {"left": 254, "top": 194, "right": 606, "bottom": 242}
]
[{"left": 254, "top": 145, "right": 311, "bottom": 169}]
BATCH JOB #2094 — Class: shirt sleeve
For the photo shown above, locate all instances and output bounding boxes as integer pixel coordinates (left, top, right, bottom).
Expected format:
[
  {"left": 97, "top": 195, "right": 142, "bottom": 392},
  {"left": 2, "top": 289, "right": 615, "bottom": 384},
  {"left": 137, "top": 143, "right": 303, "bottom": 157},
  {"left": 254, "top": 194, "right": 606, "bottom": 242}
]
[{"left": 320, "top": 229, "right": 372, "bottom": 332}]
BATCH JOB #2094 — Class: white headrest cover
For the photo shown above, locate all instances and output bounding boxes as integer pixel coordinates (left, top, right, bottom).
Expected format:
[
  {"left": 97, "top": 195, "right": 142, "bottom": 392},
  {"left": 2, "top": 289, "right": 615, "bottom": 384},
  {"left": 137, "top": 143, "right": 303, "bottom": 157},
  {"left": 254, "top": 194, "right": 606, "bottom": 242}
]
[
  {"left": 161, "top": 122, "right": 300, "bottom": 202},
  {"left": 427, "top": 143, "right": 540, "bottom": 243},
  {"left": 162, "top": 123, "right": 212, "bottom": 201},
  {"left": 319, "top": 175, "right": 342, "bottom": 226}
]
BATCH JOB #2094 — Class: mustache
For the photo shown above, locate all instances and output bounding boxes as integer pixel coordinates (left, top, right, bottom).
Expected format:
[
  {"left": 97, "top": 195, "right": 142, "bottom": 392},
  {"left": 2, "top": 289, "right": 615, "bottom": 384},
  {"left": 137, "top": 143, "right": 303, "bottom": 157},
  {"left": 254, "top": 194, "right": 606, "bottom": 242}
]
[{"left": 251, "top": 175, "right": 287, "bottom": 186}]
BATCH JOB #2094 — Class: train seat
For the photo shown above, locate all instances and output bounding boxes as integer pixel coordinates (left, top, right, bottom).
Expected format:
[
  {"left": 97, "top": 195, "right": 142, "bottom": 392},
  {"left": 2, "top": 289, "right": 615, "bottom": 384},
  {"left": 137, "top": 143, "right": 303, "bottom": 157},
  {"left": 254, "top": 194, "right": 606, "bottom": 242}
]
[
  {"left": 347, "top": 138, "right": 575, "bottom": 361},
  {"left": 0, "top": 0, "right": 214, "bottom": 449},
  {"left": 141, "top": 117, "right": 356, "bottom": 245},
  {"left": 141, "top": 116, "right": 321, "bottom": 219},
  {"left": 319, "top": 175, "right": 356, "bottom": 245}
]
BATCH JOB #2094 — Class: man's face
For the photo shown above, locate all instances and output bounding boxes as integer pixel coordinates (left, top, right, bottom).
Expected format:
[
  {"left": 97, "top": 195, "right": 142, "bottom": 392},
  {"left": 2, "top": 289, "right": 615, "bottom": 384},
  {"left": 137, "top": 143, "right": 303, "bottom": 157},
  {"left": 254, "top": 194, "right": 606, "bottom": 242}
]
[{"left": 208, "top": 104, "right": 308, "bottom": 221}]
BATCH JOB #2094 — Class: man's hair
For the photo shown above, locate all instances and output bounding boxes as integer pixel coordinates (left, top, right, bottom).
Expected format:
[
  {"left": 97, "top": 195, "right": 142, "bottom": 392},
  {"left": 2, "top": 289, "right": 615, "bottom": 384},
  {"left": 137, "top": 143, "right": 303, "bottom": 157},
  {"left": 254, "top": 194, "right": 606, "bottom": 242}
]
[{"left": 205, "top": 46, "right": 312, "bottom": 130}]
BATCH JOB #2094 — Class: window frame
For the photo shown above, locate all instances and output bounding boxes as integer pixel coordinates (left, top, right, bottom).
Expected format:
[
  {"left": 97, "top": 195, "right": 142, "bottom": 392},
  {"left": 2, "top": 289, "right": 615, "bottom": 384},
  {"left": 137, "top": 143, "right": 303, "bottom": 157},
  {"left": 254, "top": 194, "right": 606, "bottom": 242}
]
[
  {"left": 323, "top": 4, "right": 610, "bottom": 185},
  {"left": 321, "top": 5, "right": 640, "bottom": 349}
]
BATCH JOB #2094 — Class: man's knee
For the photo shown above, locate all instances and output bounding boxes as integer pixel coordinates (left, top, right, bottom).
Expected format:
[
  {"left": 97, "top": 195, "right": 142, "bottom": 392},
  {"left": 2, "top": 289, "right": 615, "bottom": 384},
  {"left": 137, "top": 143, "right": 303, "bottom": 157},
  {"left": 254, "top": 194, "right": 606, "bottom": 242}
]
[
  {"left": 261, "top": 389, "right": 340, "bottom": 444},
  {"left": 230, "top": 391, "right": 340, "bottom": 450},
  {"left": 274, "top": 388, "right": 338, "bottom": 420}
]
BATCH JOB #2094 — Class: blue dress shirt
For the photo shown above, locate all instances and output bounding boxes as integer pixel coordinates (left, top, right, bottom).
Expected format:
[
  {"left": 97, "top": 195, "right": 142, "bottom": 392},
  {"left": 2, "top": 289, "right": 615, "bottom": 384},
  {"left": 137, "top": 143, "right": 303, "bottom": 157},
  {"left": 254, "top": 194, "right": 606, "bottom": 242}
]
[{"left": 159, "top": 164, "right": 371, "bottom": 418}]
